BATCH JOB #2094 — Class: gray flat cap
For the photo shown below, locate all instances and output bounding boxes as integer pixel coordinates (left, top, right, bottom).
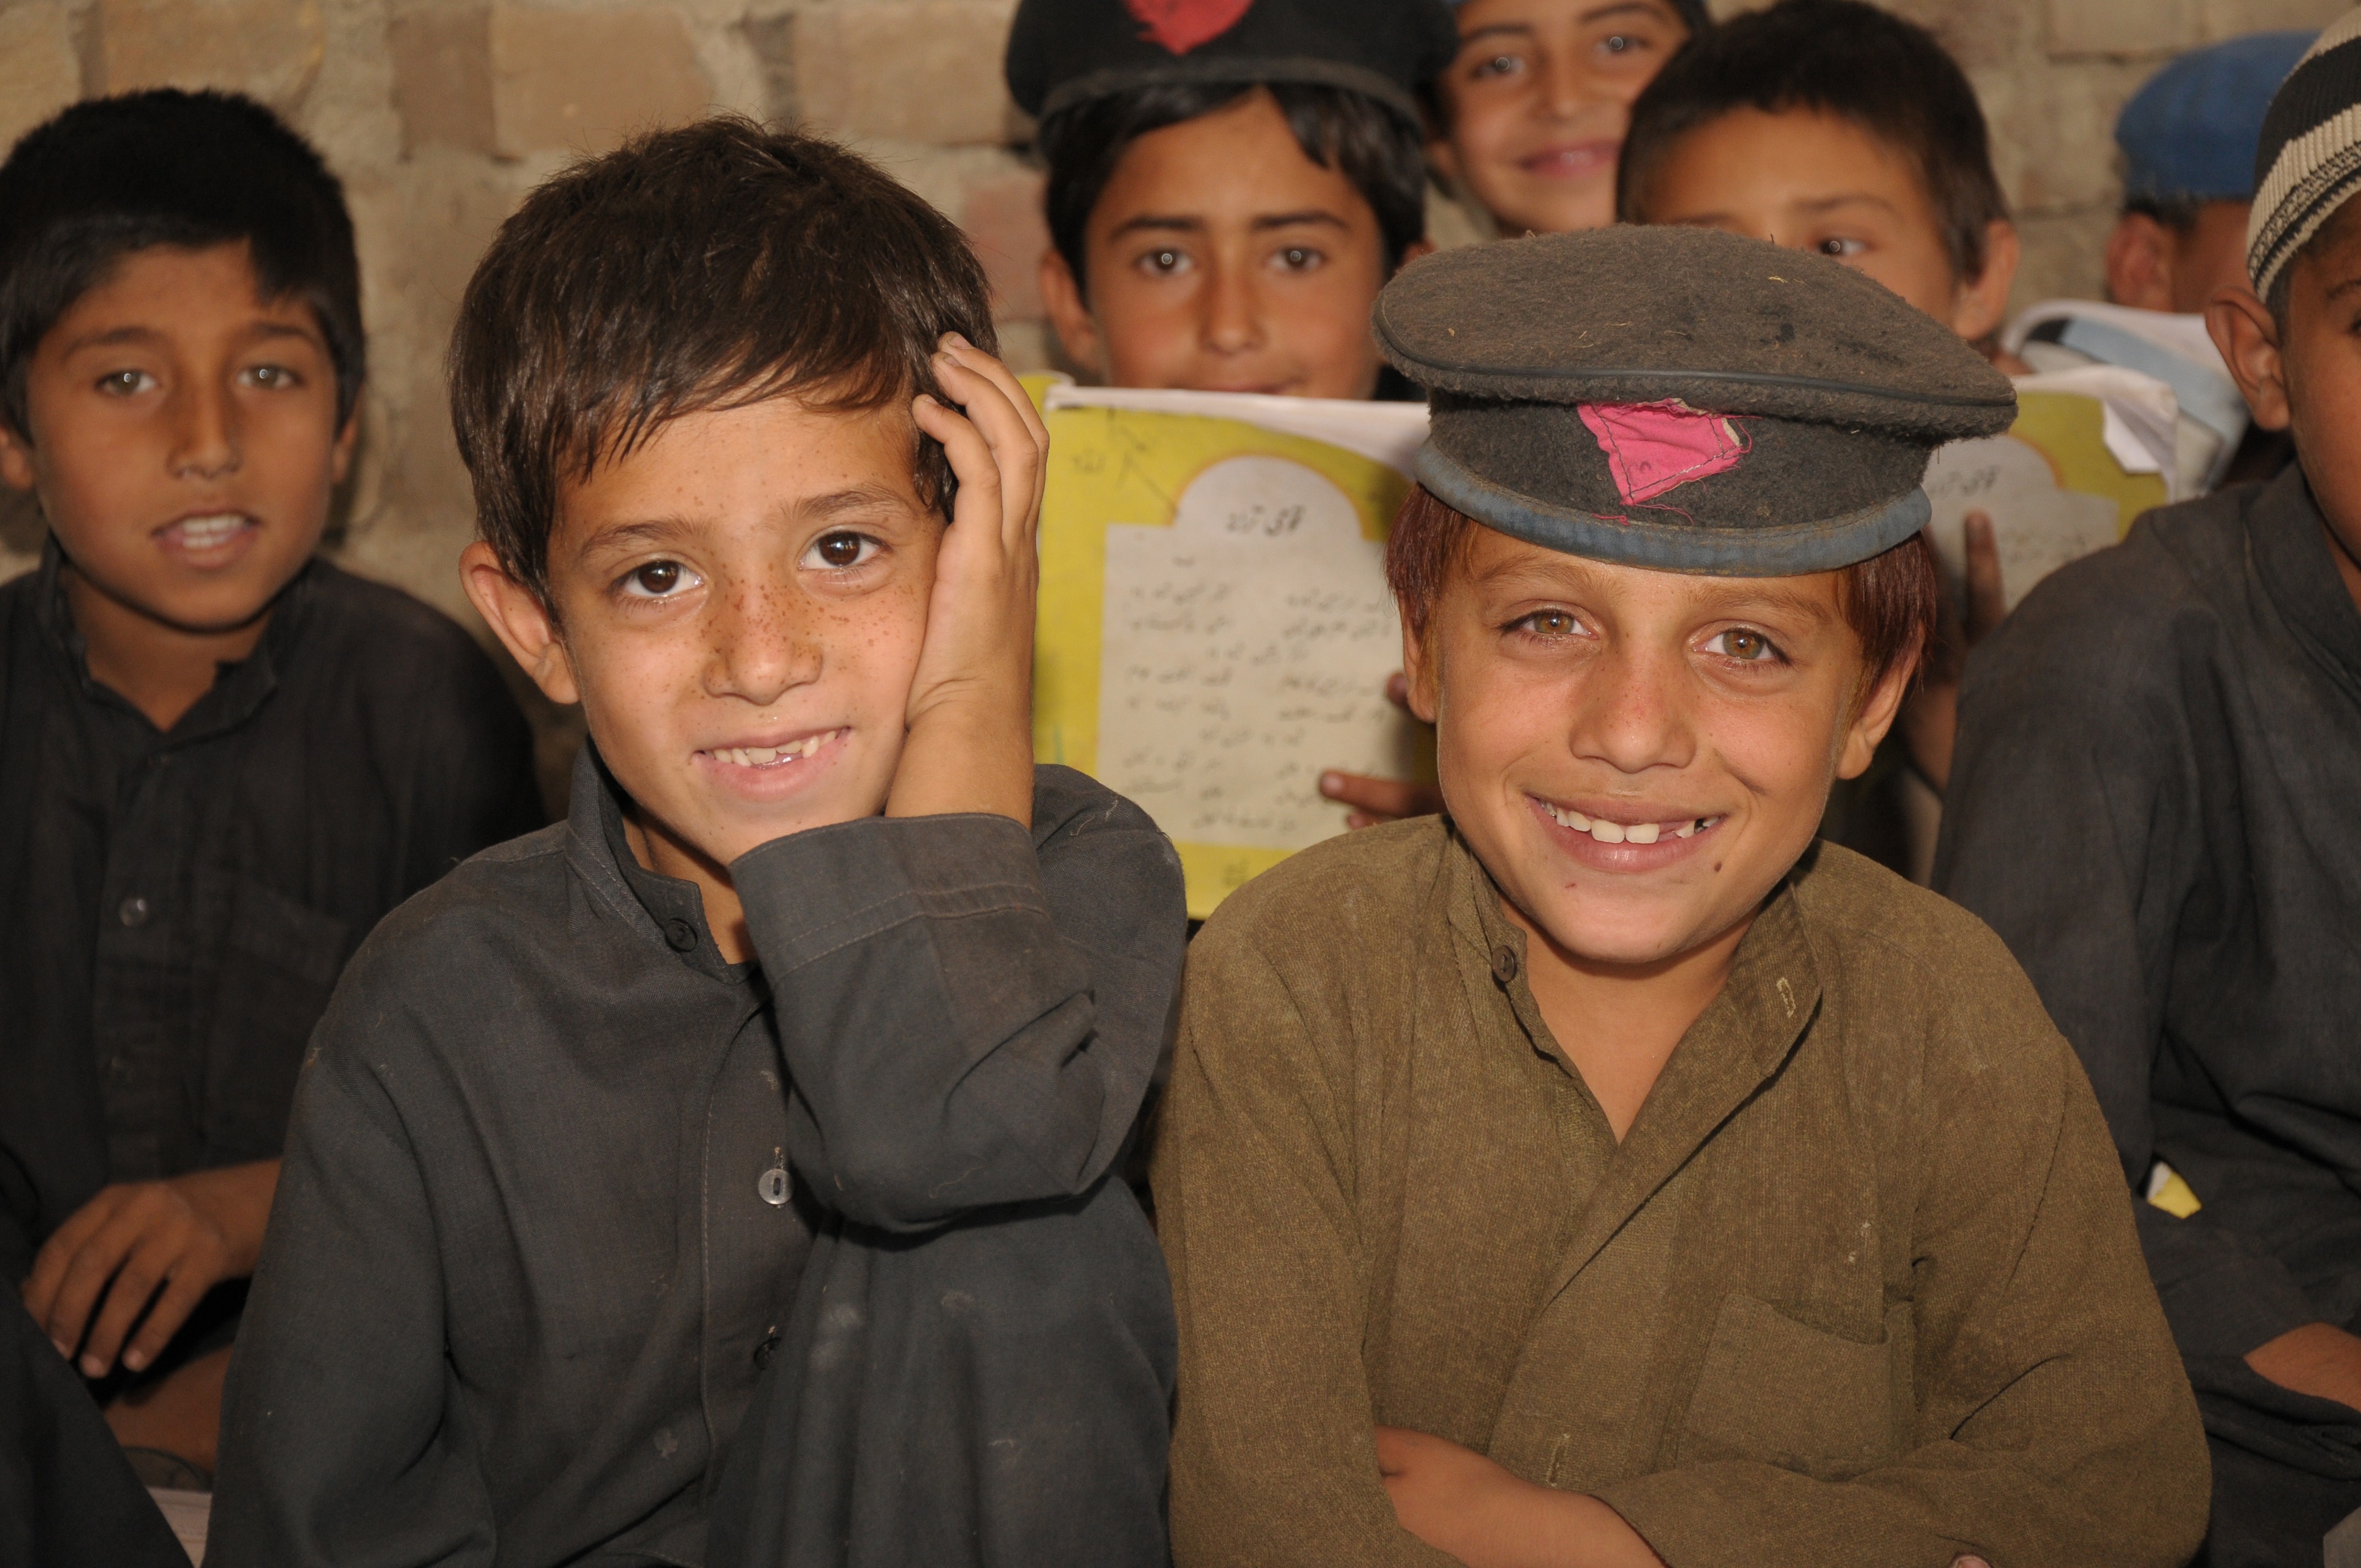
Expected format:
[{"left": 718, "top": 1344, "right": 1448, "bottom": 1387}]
[{"left": 1375, "top": 226, "right": 2018, "bottom": 575}]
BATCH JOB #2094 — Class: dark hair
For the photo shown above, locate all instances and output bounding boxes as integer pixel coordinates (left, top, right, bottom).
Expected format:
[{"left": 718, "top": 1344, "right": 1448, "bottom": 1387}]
[
  {"left": 1385, "top": 483, "right": 1938, "bottom": 692},
  {"left": 1038, "top": 81, "right": 1429, "bottom": 294},
  {"left": 1617, "top": 0, "right": 2009, "bottom": 286},
  {"left": 2125, "top": 195, "right": 2206, "bottom": 233},
  {"left": 0, "top": 88, "right": 363, "bottom": 442},
  {"left": 450, "top": 118, "right": 995, "bottom": 601}
]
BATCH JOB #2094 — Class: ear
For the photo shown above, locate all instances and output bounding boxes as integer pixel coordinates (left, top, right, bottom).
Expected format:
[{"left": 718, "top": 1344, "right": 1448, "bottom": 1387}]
[
  {"left": 1427, "top": 132, "right": 1465, "bottom": 192},
  {"left": 1399, "top": 607, "right": 1440, "bottom": 725},
  {"left": 1836, "top": 656, "right": 1913, "bottom": 780},
  {"left": 461, "top": 539, "right": 580, "bottom": 706},
  {"left": 1037, "top": 248, "right": 1106, "bottom": 378},
  {"left": 328, "top": 407, "right": 361, "bottom": 486},
  {"left": 0, "top": 422, "right": 34, "bottom": 493},
  {"left": 1949, "top": 219, "right": 2021, "bottom": 342},
  {"left": 2103, "top": 213, "right": 2176, "bottom": 312},
  {"left": 2207, "top": 284, "right": 2291, "bottom": 431}
]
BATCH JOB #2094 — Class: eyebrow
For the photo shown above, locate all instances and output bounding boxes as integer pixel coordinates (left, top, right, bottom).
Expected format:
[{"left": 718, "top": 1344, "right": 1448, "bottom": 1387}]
[
  {"left": 1471, "top": 558, "right": 1837, "bottom": 626},
  {"left": 573, "top": 486, "right": 918, "bottom": 557},
  {"left": 1459, "top": 2, "right": 1667, "bottom": 43},
  {"left": 1106, "top": 210, "right": 1351, "bottom": 241},
  {"left": 60, "top": 319, "right": 321, "bottom": 356}
]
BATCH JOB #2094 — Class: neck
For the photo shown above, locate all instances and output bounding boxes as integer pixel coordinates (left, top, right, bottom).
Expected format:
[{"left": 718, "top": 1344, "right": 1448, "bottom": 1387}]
[
  {"left": 61, "top": 562, "right": 274, "bottom": 732},
  {"left": 2324, "top": 511, "right": 2361, "bottom": 619},
  {"left": 1504, "top": 900, "right": 1753, "bottom": 1144},
  {"left": 623, "top": 804, "right": 750, "bottom": 963}
]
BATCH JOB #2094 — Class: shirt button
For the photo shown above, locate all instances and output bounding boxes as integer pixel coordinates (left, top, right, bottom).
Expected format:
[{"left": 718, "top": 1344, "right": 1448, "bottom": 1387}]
[
  {"left": 663, "top": 918, "right": 698, "bottom": 952},
  {"left": 753, "top": 1330, "right": 782, "bottom": 1370},
  {"left": 118, "top": 896, "right": 151, "bottom": 928},
  {"left": 758, "top": 1166, "right": 791, "bottom": 1206},
  {"left": 1490, "top": 944, "right": 1518, "bottom": 984}
]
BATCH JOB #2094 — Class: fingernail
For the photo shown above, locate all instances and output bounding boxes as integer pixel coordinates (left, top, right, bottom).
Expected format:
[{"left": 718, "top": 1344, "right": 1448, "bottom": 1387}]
[
  {"left": 50, "top": 1340, "right": 69, "bottom": 1359},
  {"left": 79, "top": 1355, "right": 104, "bottom": 1378},
  {"left": 122, "top": 1349, "right": 146, "bottom": 1371},
  {"left": 1320, "top": 771, "right": 1342, "bottom": 793},
  {"left": 944, "top": 332, "right": 971, "bottom": 351}
]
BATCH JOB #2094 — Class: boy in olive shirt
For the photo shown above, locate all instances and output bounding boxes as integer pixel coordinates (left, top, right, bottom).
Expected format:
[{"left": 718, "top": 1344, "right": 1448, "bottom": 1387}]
[{"left": 1155, "top": 227, "right": 2207, "bottom": 1566}]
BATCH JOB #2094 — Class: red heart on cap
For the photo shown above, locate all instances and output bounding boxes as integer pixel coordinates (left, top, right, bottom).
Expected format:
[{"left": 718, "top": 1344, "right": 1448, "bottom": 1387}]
[{"left": 1125, "top": 0, "right": 1253, "bottom": 55}]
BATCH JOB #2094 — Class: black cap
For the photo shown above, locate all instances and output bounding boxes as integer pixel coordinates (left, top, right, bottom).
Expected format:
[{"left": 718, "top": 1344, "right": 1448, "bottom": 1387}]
[
  {"left": 1374, "top": 226, "right": 2017, "bottom": 576},
  {"left": 1005, "top": 0, "right": 1460, "bottom": 125}
]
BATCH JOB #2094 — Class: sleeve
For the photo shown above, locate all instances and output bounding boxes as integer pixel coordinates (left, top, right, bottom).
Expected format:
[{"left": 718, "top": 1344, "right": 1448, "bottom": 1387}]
[
  {"left": 731, "top": 781, "right": 1184, "bottom": 1233},
  {"left": 206, "top": 988, "right": 496, "bottom": 1568},
  {"left": 396, "top": 629, "right": 545, "bottom": 895},
  {"left": 1153, "top": 932, "right": 1459, "bottom": 1568},
  {"left": 1596, "top": 1016, "right": 2210, "bottom": 1568},
  {"left": 1932, "top": 580, "right": 2321, "bottom": 1358}
]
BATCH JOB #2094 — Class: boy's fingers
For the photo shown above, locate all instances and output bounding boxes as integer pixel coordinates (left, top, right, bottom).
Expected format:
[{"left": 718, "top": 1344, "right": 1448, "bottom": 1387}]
[
  {"left": 914, "top": 393, "right": 1007, "bottom": 536},
  {"left": 1319, "top": 771, "right": 1441, "bottom": 823},
  {"left": 941, "top": 334, "right": 1049, "bottom": 451},
  {"left": 123, "top": 1265, "right": 215, "bottom": 1374},
  {"left": 39, "top": 1208, "right": 147, "bottom": 1355},
  {"left": 79, "top": 1232, "right": 177, "bottom": 1376},
  {"left": 933, "top": 353, "right": 1041, "bottom": 547}
]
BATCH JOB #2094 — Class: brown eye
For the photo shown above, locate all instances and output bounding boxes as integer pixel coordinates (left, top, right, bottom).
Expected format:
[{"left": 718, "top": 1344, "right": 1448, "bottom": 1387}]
[
  {"left": 815, "top": 532, "right": 866, "bottom": 568},
  {"left": 1519, "top": 609, "right": 1578, "bottom": 636},
  {"left": 1720, "top": 628, "right": 1774, "bottom": 661},
  {"left": 622, "top": 560, "right": 693, "bottom": 598}
]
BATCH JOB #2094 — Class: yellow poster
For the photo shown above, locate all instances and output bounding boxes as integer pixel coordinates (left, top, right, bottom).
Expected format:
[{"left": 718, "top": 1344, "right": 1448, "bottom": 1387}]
[{"left": 1027, "top": 388, "right": 1430, "bottom": 919}]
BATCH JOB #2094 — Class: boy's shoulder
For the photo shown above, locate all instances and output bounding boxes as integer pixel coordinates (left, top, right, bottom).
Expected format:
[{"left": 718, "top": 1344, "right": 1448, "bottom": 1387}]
[
  {"left": 1194, "top": 816, "right": 1450, "bottom": 972},
  {"left": 324, "top": 820, "right": 575, "bottom": 1021},
  {"left": 1994, "top": 480, "right": 2257, "bottom": 664},
  {"left": 1787, "top": 841, "right": 2069, "bottom": 1080}
]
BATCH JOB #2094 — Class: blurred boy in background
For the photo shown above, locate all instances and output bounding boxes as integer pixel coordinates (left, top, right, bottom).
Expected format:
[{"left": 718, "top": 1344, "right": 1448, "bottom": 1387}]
[
  {"left": 1426, "top": 0, "right": 1705, "bottom": 237},
  {"left": 1939, "top": 18, "right": 2361, "bottom": 1562},
  {"left": 1010, "top": 0, "right": 1454, "bottom": 400},
  {"left": 2012, "top": 30, "right": 2314, "bottom": 495},
  {"left": 0, "top": 89, "right": 538, "bottom": 1485}
]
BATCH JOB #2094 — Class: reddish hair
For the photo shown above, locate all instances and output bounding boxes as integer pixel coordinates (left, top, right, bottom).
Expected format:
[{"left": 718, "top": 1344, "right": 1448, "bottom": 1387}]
[{"left": 1384, "top": 483, "right": 1938, "bottom": 691}]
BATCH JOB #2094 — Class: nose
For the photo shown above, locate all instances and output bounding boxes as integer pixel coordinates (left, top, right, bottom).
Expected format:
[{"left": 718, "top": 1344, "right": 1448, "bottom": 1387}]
[
  {"left": 1566, "top": 638, "right": 1697, "bottom": 777},
  {"left": 704, "top": 576, "right": 823, "bottom": 709},
  {"left": 1198, "top": 252, "right": 1265, "bottom": 358},
  {"left": 168, "top": 379, "right": 239, "bottom": 481},
  {"left": 1537, "top": 48, "right": 1593, "bottom": 120}
]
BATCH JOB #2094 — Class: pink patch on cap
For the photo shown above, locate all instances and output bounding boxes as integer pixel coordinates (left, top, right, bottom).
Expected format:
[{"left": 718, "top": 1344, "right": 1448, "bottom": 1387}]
[
  {"left": 1577, "top": 399, "right": 1752, "bottom": 505},
  {"left": 1125, "top": 0, "right": 1254, "bottom": 54}
]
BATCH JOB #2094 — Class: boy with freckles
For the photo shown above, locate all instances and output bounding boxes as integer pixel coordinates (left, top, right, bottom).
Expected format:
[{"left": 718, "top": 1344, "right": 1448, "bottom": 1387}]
[
  {"left": 211, "top": 122, "right": 1182, "bottom": 1567},
  {"left": 1154, "top": 227, "right": 2208, "bottom": 1567}
]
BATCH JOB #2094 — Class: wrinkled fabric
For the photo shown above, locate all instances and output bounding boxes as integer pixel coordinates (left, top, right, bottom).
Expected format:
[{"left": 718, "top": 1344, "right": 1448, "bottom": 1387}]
[
  {"left": 212, "top": 748, "right": 1182, "bottom": 1568},
  {"left": 0, "top": 541, "right": 540, "bottom": 1283},
  {"left": 1157, "top": 820, "right": 2207, "bottom": 1568}
]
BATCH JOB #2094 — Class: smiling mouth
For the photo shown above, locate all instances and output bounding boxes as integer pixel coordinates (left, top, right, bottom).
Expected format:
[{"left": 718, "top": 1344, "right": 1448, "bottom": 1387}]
[
  {"left": 706, "top": 729, "right": 844, "bottom": 769},
  {"left": 159, "top": 513, "right": 257, "bottom": 551},
  {"left": 1539, "top": 798, "right": 1726, "bottom": 846},
  {"left": 1517, "top": 142, "right": 1617, "bottom": 179}
]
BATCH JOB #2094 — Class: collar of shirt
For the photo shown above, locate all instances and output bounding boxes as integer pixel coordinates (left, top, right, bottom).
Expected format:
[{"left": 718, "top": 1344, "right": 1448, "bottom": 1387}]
[
  {"left": 30, "top": 535, "right": 314, "bottom": 749},
  {"left": 1440, "top": 825, "right": 1825, "bottom": 1295},
  {"left": 564, "top": 737, "right": 749, "bottom": 985},
  {"left": 2252, "top": 462, "right": 2361, "bottom": 698}
]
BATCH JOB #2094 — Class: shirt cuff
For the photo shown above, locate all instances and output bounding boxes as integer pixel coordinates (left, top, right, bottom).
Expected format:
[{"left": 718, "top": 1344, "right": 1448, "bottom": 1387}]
[{"left": 731, "top": 812, "right": 1048, "bottom": 974}]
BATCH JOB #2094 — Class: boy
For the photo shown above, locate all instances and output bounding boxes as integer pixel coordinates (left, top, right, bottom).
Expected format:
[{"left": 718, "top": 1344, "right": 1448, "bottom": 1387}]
[
  {"left": 1008, "top": 0, "right": 1454, "bottom": 400},
  {"left": 1612, "top": 0, "right": 2017, "bottom": 870},
  {"left": 210, "top": 121, "right": 1183, "bottom": 1568},
  {"left": 1155, "top": 226, "right": 2208, "bottom": 1566},
  {"left": 0, "top": 89, "right": 538, "bottom": 1482},
  {"left": 1426, "top": 0, "right": 1705, "bottom": 238},
  {"left": 1938, "top": 17, "right": 2361, "bottom": 1563}
]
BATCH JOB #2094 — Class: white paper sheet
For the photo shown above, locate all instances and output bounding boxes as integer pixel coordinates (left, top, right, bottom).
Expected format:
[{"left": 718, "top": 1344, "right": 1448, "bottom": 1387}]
[
  {"left": 1095, "top": 454, "right": 1413, "bottom": 850},
  {"left": 1922, "top": 434, "right": 2123, "bottom": 614}
]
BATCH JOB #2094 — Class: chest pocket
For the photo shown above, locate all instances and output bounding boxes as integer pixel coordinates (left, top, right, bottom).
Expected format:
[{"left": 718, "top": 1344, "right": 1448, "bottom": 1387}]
[
  {"left": 1678, "top": 1292, "right": 1913, "bottom": 1480},
  {"left": 203, "top": 878, "right": 352, "bottom": 1163}
]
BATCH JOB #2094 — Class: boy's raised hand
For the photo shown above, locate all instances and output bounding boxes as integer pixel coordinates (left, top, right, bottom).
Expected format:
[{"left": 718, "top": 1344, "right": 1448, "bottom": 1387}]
[{"left": 890, "top": 335, "right": 1048, "bottom": 828}]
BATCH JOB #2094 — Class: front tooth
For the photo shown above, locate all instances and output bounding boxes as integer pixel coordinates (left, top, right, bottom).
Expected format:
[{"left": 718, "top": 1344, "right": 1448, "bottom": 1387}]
[
  {"left": 747, "top": 747, "right": 777, "bottom": 764},
  {"left": 1626, "top": 821, "right": 1660, "bottom": 845},
  {"left": 1674, "top": 823, "right": 1696, "bottom": 840},
  {"left": 1569, "top": 809, "right": 1592, "bottom": 831},
  {"left": 1591, "top": 819, "right": 1626, "bottom": 844}
]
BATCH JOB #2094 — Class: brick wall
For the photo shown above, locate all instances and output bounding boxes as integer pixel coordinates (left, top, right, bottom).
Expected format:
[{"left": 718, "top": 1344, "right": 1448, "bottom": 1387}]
[{"left": 0, "top": 0, "right": 2347, "bottom": 766}]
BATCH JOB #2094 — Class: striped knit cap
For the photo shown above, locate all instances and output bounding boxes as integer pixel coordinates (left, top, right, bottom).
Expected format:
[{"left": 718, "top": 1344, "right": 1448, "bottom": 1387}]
[{"left": 2249, "top": 8, "right": 2361, "bottom": 302}]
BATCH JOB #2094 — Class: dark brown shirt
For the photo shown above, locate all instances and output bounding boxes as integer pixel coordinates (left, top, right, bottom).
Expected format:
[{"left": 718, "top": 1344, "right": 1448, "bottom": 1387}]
[
  {"left": 1156, "top": 820, "right": 2207, "bottom": 1567},
  {"left": 0, "top": 545, "right": 540, "bottom": 1281}
]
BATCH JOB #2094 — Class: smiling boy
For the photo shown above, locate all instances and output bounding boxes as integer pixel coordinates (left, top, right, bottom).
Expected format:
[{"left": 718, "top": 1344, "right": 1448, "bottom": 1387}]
[
  {"left": 1427, "top": 0, "right": 1704, "bottom": 237},
  {"left": 1154, "top": 227, "right": 2207, "bottom": 1567},
  {"left": 1010, "top": 0, "right": 1453, "bottom": 400},
  {"left": 211, "top": 122, "right": 1183, "bottom": 1566},
  {"left": 0, "top": 90, "right": 538, "bottom": 1483}
]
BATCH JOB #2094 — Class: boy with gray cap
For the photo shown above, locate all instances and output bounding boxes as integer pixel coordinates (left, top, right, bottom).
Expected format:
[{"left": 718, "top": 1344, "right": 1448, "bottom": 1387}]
[
  {"left": 1154, "top": 225, "right": 2206, "bottom": 1567},
  {"left": 1941, "top": 13, "right": 2361, "bottom": 1564}
]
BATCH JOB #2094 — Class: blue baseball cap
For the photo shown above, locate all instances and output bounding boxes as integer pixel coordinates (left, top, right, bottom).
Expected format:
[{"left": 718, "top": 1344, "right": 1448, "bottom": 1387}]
[{"left": 2118, "top": 31, "right": 2317, "bottom": 205}]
